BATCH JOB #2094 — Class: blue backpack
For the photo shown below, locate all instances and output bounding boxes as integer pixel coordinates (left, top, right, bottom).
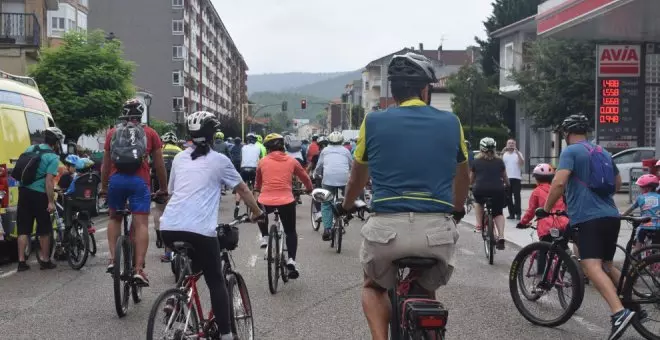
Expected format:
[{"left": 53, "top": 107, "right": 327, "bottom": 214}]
[{"left": 578, "top": 142, "right": 616, "bottom": 197}]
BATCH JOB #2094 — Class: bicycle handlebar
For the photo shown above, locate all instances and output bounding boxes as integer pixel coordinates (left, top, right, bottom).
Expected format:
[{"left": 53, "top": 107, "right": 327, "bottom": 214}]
[{"left": 217, "top": 214, "right": 250, "bottom": 231}]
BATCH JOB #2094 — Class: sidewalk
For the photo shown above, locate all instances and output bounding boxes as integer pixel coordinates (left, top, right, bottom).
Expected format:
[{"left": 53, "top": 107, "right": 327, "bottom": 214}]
[{"left": 461, "top": 189, "right": 634, "bottom": 262}]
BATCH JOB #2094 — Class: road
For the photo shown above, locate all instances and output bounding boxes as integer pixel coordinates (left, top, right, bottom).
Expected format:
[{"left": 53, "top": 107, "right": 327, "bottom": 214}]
[{"left": 0, "top": 197, "right": 645, "bottom": 339}]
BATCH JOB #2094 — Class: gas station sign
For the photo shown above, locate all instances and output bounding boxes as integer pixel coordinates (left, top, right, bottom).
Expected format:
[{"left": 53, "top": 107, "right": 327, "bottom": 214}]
[{"left": 596, "top": 45, "right": 644, "bottom": 151}]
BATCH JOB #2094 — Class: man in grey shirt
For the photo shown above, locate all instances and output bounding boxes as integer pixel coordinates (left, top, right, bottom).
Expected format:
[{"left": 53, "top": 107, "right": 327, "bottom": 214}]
[{"left": 314, "top": 131, "right": 353, "bottom": 241}]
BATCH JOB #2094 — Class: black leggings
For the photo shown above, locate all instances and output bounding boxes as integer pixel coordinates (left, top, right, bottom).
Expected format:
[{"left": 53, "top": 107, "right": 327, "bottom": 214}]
[
  {"left": 257, "top": 201, "right": 298, "bottom": 260},
  {"left": 161, "top": 231, "right": 231, "bottom": 335},
  {"left": 536, "top": 234, "right": 569, "bottom": 275}
]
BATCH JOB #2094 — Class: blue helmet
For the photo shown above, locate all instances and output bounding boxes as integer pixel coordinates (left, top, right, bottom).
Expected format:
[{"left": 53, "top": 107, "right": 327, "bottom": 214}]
[
  {"left": 64, "top": 154, "right": 80, "bottom": 167},
  {"left": 76, "top": 158, "right": 94, "bottom": 171}
]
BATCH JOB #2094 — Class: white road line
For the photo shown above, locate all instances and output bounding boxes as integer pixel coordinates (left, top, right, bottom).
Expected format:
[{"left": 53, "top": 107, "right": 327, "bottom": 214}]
[
  {"left": 96, "top": 227, "right": 107, "bottom": 234},
  {"left": 0, "top": 270, "right": 17, "bottom": 278},
  {"left": 248, "top": 255, "right": 258, "bottom": 267},
  {"left": 459, "top": 248, "right": 475, "bottom": 256},
  {"left": 573, "top": 315, "right": 606, "bottom": 333}
]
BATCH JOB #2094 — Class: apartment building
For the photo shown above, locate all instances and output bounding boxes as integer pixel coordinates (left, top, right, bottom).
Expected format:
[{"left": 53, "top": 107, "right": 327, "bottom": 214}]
[
  {"left": 89, "top": 0, "right": 248, "bottom": 123},
  {"left": 46, "top": 0, "right": 87, "bottom": 47},
  {"left": 0, "top": 0, "right": 58, "bottom": 75}
]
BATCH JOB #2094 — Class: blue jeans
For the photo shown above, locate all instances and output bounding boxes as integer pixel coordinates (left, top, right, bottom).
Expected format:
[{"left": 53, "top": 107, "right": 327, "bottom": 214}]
[{"left": 322, "top": 185, "right": 344, "bottom": 230}]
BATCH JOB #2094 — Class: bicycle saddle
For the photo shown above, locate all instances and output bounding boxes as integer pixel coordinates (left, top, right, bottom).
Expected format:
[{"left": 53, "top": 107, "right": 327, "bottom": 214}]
[
  {"left": 172, "top": 241, "right": 194, "bottom": 252},
  {"left": 114, "top": 209, "right": 131, "bottom": 217},
  {"left": 393, "top": 257, "right": 438, "bottom": 269}
]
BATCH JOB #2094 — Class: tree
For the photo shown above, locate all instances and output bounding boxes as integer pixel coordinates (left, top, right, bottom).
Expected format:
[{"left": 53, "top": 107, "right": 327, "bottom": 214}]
[
  {"left": 511, "top": 39, "right": 596, "bottom": 128},
  {"left": 150, "top": 119, "right": 176, "bottom": 136},
  {"left": 475, "top": 0, "right": 543, "bottom": 77},
  {"left": 446, "top": 64, "right": 507, "bottom": 128},
  {"left": 350, "top": 106, "right": 365, "bottom": 129},
  {"left": 29, "top": 30, "right": 135, "bottom": 142},
  {"left": 217, "top": 115, "right": 241, "bottom": 138}
]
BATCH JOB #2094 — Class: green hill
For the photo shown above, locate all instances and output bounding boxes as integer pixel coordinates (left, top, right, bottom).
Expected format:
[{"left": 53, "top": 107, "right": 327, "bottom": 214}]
[
  {"left": 247, "top": 72, "right": 348, "bottom": 94},
  {"left": 290, "top": 70, "right": 362, "bottom": 99},
  {"left": 248, "top": 91, "right": 330, "bottom": 120}
]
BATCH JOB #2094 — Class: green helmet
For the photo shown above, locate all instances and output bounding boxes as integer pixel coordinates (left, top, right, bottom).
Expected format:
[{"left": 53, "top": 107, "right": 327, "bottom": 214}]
[
  {"left": 257, "top": 135, "right": 263, "bottom": 143},
  {"left": 215, "top": 131, "right": 224, "bottom": 140}
]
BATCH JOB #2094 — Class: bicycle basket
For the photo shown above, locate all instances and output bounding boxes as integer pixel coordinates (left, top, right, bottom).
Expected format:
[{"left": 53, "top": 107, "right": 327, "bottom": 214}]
[{"left": 217, "top": 225, "right": 239, "bottom": 250}]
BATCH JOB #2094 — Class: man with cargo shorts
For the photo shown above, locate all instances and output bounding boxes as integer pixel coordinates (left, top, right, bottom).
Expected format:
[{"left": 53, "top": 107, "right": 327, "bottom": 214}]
[{"left": 339, "top": 52, "right": 470, "bottom": 340}]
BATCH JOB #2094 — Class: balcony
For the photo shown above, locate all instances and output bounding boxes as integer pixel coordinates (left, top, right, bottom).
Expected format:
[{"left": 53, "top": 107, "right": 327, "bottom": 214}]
[
  {"left": 371, "top": 77, "right": 382, "bottom": 88},
  {"left": 0, "top": 13, "right": 40, "bottom": 48}
]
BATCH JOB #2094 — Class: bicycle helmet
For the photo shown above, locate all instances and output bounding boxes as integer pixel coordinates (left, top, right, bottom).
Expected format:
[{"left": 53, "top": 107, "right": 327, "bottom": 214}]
[
  {"left": 388, "top": 52, "right": 438, "bottom": 84},
  {"left": 533, "top": 163, "right": 555, "bottom": 178},
  {"left": 76, "top": 158, "right": 95, "bottom": 171},
  {"left": 44, "top": 127, "right": 65, "bottom": 144},
  {"left": 264, "top": 133, "right": 284, "bottom": 151},
  {"left": 234, "top": 137, "right": 241, "bottom": 144},
  {"left": 557, "top": 114, "right": 590, "bottom": 134},
  {"left": 311, "top": 134, "right": 319, "bottom": 142},
  {"left": 186, "top": 111, "right": 219, "bottom": 141},
  {"left": 655, "top": 159, "right": 660, "bottom": 167},
  {"left": 122, "top": 98, "right": 145, "bottom": 117},
  {"left": 327, "top": 131, "right": 344, "bottom": 144},
  {"left": 246, "top": 133, "right": 257, "bottom": 144},
  {"left": 161, "top": 131, "right": 178, "bottom": 144},
  {"left": 636, "top": 174, "right": 659, "bottom": 188},
  {"left": 256, "top": 135, "right": 263, "bottom": 143},
  {"left": 318, "top": 136, "right": 328, "bottom": 147},
  {"left": 214, "top": 131, "right": 224, "bottom": 140},
  {"left": 479, "top": 137, "right": 496, "bottom": 152},
  {"left": 64, "top": 154, "right": 81, "bottom": 167}
]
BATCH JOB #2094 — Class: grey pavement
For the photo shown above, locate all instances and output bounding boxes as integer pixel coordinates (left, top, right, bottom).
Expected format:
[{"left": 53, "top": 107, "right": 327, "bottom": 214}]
[{"left": 0, "top": 196, "right": 647, "bottom": 339}]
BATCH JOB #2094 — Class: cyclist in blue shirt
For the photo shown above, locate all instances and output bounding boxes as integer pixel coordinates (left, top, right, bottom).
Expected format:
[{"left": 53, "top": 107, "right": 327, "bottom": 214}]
[
  {"left": 623, "top": 174, "right": 660, "bottom": 252},
  {"left": 339, "top": 52, "right": 470, "bottom": 340}
]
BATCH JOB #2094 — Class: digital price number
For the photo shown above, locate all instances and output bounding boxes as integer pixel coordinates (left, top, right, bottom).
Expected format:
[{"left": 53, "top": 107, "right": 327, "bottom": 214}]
[{"left": 599, "top": 79, "right": 620, "bottom": 124}]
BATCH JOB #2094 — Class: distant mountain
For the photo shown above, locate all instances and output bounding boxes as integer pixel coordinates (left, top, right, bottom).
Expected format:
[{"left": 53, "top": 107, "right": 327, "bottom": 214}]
[
  {"left": 248, "top": 91, "right": 330, "bottom": 121},
  {"left": 247, "top": 72, "right": 348, "bottom": 94},
  {"left": 290, "top": 70, "right": 362, "bottom": 100}
]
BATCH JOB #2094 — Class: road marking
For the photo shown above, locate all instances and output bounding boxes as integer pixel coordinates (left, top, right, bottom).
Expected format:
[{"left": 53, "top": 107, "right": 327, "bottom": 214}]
[
  {"left": 459, "top": 248, "right": 475, "bottom": 256},
  {"left": 0, "top": 260, "right": 38, "bottom": 279},
  {"left": 573, "top": 315, "right": 606, "bottom": 333},
  {"left": 248, "top": 255, "right": 258, "bottom": 267},
  {"left": 96, "top": 227, "right": 107, "bottom": 234}
]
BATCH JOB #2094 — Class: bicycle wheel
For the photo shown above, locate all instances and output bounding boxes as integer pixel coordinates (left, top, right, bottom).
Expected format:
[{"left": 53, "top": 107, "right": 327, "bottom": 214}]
[
  {"left": 631, "top": 245, "right": 660, "bottom": 299},
  {"left": 517, "top": 251, "right": 543, "bottom": 301},
  {"left": 335, "top": 220, "right": 343, "bottom": 254},
  {"left": 131, "top": 240, "right": 142, "bottom": 304},
  {"left": 227, "top": 272, "right": 255, "bottom": 340},
  {"left": 267, "top": 224, "right": 280, "bottom": 294},
  {"left": 67, "top": 221, "right": 90, "bottom": 270},
  {"left": 280, "top": 233, "right": 290, "bottom": 284},
  {"left": 623, "top": 253, "right": 660, "bottom": 340},
  {"left": 113, "top": 235, "right": 130, "bottom": 317},
  {"left": 89, "top": 233, "right": 97, "bottom": 256},
  {"left": 509, "top": 242, "right": 584, "bottom": 327},
  {"left": 556, "top": 256, "right": 580, "bottom": 309},
  {"left": 310, "top": 200, "right": 321, "bottom": 231},
  {"left": 146, "top": 288, "right": 200, "bottom": 340}
]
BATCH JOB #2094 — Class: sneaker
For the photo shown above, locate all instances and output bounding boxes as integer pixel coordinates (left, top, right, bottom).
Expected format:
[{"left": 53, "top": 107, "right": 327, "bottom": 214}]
[
  {"left": 496, "top": 239, "right": 505, "bottom": 250},
  {"left": 314, "top": 212, "right": 322, "bottom": 223},
  {"left": 474, "top": 226, "right": 482, "bottom": 233},
  {"left": 287, "top": 258, "right": 299, "bottom": 279},
  {"left": 107, "top": 261, "right": 114, "bottom": 273},
  {"left": 133, "top": 269, "right": 150, "bottom": 287},
  {"left": 260, "top": 236, "right": 268, "bottom": 249},
  {"left": 160, "top": 252, "right": 172, "bottom": 263},
  {"left": 609, "top": 309, "right": 635, "bottom": 340},
  {"left": 40, "top": 261, "right": 57, "bottom": 270},
  {"left": 322, "top": 229, "right": 332, "bottom": 241},
  {"left": 506, "top": 215, "right": 516, "bottom": 220},
  {"left": 17, "top": 261, "right": 30, "bottom": 272}
]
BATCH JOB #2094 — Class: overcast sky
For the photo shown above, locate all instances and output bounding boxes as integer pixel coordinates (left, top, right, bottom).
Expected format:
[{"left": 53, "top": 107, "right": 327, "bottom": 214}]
[{"left": 213, "top": 0, "right": 495, "bottom": 74}]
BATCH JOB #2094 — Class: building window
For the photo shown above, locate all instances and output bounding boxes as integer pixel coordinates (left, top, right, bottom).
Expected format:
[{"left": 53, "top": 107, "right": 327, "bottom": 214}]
[
  {"left": 172, "top": 20, "right": 184, "bottom": 35},
  {"left": 173, "top": 71, "right": 183, "bottom": 86},
  {"left": 173, "top": 97, "right": 184, "bottom": 111},
  {"left": 68, "top": 19, "right": 76, "bottom": 30},
  {"left": 504, "top": 42, "right": 514, "bottom": 76},
  {"left": 172, "top": 45, "right": 184, "bottom": 59},
  {"left": 52, "top": 17, "right": 65, "bottom": 29},
  {"left": 172, "top": 0, "right": 183, "bottom": 7}
]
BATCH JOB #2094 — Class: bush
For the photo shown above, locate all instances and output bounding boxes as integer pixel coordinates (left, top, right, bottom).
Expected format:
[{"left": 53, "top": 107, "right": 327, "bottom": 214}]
[{"left": 464, "top": 126, "right": 510, "bottom": 150}]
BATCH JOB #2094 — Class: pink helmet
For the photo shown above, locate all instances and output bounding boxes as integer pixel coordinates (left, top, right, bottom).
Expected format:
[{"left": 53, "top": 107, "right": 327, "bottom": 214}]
[
  {"left": 636, "top": 174, "right": 659, "bottom": 187},
  {"left": 533, "top": 163, "right": 555, "bottom": 176},
  {"left": 655, "top": 160, "right": 660, "bottom": 167}
]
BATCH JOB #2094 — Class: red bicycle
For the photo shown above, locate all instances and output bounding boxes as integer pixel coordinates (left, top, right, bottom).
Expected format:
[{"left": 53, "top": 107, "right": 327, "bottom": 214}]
[{"left": 146, "top": 215, "right": 254, "bottom": 340}]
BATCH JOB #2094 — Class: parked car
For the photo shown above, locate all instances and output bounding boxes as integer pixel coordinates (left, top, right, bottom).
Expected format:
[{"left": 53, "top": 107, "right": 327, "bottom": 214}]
[{"left": 612, "top": 147, "right": 655, "bottom": 188}]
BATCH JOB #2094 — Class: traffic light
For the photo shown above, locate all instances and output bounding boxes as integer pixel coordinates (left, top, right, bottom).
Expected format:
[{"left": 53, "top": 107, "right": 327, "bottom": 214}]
[
  {"left": 301, "top": 99, "right": 307, "bottom": 110},
  {"left": 282, "top": 101, "right": 288, "bottom": 111}
]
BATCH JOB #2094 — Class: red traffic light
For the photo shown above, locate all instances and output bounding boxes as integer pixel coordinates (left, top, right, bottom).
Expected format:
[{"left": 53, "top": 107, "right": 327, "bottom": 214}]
[{"left": 301, "top": 99, "right": 307, "bottom": 110}]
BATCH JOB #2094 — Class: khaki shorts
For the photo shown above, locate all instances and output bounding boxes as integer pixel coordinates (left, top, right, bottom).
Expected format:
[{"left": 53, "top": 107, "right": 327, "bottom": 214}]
[{"left": 360, "top": 212, "right": 458, "bottom": 291}]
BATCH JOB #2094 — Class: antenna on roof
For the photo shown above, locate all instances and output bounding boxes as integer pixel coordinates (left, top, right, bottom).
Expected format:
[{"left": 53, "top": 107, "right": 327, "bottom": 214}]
[{"left": 439, "top": 35, "right": 445, "bottom": 51}]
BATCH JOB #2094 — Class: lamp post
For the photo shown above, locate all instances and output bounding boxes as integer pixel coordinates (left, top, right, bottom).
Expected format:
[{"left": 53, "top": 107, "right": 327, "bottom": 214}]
[
  {"left": 467, "top": 76, "right": 475, "bottom": 146},
  {"left": 105, "top": 32, "right": 116, "bottom": 42},
  {"left": 143, "top": 94, "right": 152, "bottom": 125},
  {"left": 174, "top": 105, "right": 183, "bottom": 137}
]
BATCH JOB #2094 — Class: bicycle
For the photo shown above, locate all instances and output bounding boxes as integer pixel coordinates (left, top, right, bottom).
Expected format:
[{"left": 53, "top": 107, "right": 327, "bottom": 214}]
[
  {"left": 110, "top": 204, "right": 144, "bottom": 318},
  {"left": 480, "top": 197, "right": 496, "bottom": 265},
  {"left": 265, "top": 190, "right": 307, "bottom": 294},
  {"left": 389, "top": 257, "right": 449, "bottom": 340},
  {"left": 464, "top": 190, "right": 474, "bottom": 214},
  {"left": 146, "top": 215, "right": 254, "bottom": 340},
  {"left": 236, "top": 168, "right": 256, "bottom": 219},
  {"left": 51, "top": 192, "right": 90, "bottom": 270}
]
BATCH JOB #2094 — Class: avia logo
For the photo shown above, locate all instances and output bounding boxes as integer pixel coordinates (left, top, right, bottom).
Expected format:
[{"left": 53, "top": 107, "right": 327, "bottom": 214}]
[{"left": 598, "top": 45, "right": 641, "bottom": 77}]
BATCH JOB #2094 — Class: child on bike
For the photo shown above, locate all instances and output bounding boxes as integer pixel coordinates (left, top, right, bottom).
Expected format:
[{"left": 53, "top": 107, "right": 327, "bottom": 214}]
[
  {"left": 516, "top": 164, "right": 569, "bottom": 275},
  {"left": 622, "top": 174, "right": 660, "bottom": 252}
]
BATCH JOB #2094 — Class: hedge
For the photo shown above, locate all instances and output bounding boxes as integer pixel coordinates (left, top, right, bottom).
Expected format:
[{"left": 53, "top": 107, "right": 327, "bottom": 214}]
[{"left": 463, "top": 126, "right": 510, "bottom": 150}]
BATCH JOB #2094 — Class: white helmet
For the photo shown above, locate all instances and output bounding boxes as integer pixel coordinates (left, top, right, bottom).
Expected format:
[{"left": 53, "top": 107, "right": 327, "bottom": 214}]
[
  {"left": 161, "top": 131, "right": 178, "bottom": 144},
  {"left": 45, "top": 126, "right": 65, "bottom": 143},
  {"left": 479, "top": 137, "right": 496, "bottom": 152},
  {"left": 327, "top": 131, "right": 344, "bottom": 144},
  {"left": 387, "top": 52, "right": 438, "bottom": 84}
]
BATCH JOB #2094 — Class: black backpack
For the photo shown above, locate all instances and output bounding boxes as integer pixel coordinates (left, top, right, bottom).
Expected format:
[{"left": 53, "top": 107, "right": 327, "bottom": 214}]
[
  {"left": 110, "top": 121, "right": 148, "bottom": 173},
  {"left": 11, "top": 145, "right": 55, "bottom": 185}
]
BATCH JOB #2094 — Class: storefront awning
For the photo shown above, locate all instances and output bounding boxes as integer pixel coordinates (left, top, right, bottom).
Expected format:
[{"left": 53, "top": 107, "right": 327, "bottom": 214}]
[{"left": 537, "top": 0, "right": 660, "bottom": 41}]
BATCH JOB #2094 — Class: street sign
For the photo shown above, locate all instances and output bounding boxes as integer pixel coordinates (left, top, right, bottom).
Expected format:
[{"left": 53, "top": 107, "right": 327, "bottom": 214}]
[{"left": 629, "top": 167, "right": 647, "bottom": 203}]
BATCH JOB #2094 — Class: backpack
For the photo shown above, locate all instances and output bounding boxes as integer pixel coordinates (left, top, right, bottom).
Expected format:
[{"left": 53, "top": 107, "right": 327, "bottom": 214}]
[
  {"left": 162, "top": 148, "right": 179, "bottom": 177},
  {"left": 110, "top": 121, "right": 148, "bottom": 173},
  {"left": 577, "top": 142, "right": 616, "bottom": 197},
  {"left": 230, "top": 144, "right": 242, "bottom": 164},
  {"left": 284, "top": 135, "right": 302, "bottom": 153},
  {"left": 11, "top": 145, "right": 55, "bottom": 185}
]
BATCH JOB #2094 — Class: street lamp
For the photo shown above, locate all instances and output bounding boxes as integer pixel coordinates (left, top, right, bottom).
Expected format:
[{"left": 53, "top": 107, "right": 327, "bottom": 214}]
[
  {"left": 105, "top": 32, "right": 116, "bottom": 41},
  {"left": 143, "top": 94, "right": 152, "bottom": 125},
  {"left": 466, "top": 76, "right": 475, "bottom": 147},
  {"left": 174, "top": 105, "right": 184, "bottom": 137}
]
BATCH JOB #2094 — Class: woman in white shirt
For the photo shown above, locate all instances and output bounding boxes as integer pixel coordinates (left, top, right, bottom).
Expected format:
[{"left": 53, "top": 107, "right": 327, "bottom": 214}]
[{"left": 159, "top": 111, "right": 262, "bottom": 340}]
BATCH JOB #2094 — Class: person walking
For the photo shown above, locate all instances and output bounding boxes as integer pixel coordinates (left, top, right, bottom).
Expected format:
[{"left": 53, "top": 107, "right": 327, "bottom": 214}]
[{"left": 502, "top": 138, "right": 524, "bottom": 220}]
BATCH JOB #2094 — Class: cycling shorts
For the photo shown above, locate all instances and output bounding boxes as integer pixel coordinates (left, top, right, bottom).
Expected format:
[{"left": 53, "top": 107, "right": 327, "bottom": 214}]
[
  {"left": 107, "top": 173, "right": 151, "bottom": 215},
  {"left": 240, "top": 167, "right": 256, "bottom": 184},
  {"left": 574, "top": 217, "right": 620, "bottom": 261},
  {"left": 473, "top": 190, "right": 505, "bottom": 217}
]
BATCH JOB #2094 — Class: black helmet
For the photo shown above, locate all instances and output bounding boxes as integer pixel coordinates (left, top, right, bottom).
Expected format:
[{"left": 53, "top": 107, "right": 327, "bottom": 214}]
[
  {"left": 122, "top": 98, "right": 145, "bottom": 117},
  {"left": 388, "top": 52, "right": 438, "bottom": 85},
  {"left": 246, "top": 133, "right": 257, "bottom": 144},
  {"left": 557, "top": 114, "right": 590, "bottom": 134}
]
